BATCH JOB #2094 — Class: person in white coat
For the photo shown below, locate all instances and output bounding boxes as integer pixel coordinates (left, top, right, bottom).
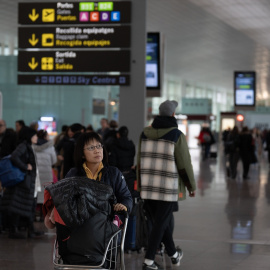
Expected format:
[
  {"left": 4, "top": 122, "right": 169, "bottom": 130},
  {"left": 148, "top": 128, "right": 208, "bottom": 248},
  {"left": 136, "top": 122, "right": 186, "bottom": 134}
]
[{"left": 33, "top": 130, "right": 57, "bottom": 213}]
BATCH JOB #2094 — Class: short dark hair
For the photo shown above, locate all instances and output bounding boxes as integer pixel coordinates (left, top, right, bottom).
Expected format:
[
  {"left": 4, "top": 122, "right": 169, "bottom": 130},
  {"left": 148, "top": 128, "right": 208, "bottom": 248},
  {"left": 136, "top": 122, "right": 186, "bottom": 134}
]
[
  {"left": 61, "top": 125, "right": 68, "bottom": 132},
  {"left": 19, "top": 126, "right": 37, "bottom": 144},
  {"left": 242, "top": 126, "right": 249, "bottom": 133},
  {"left": 70, "top": 123, "right": 83, "bottom": 133},
  {"left": 101, "top": 118, "right": 108, "bottom": 123},
  {"left": 74, "top": 132, "right": 108, "bottom": 170},
  {"left": 16, "top": 120, "right": 25, "bottom": 127},
  {"left": 118, "top": 126, "right": 129, "bottom": 138},
  {"left": 37, "top": 129, "right": 48, "bottom": 140},
  {"left": 109, "top": 120, "right": 118, "bottom": 129}
]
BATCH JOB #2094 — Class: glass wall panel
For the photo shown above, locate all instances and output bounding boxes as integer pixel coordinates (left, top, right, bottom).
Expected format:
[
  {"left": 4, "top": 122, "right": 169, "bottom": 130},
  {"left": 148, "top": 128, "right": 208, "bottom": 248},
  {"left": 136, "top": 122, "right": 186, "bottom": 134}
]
[{"left": 0, "top": 56, "right": 119, "bottom": 132}]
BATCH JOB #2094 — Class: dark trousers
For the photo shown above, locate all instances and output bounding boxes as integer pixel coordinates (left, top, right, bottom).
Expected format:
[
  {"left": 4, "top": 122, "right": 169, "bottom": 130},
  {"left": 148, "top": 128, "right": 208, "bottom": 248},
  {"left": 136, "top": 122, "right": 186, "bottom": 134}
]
[
  {"left": 144, "top": 200, "right": 177, "bottom": 260},
  {"left": 202, "top": 143, "right": 211, "bottom": 159},
  {"left": 242, "top": 157, "right": 250, "bottom": 179},
  {"left": 229, "top": 152, "right": 239, "bottom": 179}
]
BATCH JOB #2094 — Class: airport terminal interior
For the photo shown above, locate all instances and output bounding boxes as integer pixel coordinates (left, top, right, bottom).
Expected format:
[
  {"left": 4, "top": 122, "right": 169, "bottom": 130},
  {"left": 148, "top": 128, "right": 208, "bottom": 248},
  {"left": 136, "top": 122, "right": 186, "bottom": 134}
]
[
  {"left": 1, "top": 0, "right": 270, "bottom": 269},
  {"left": 1, "top": 148, "right": 270, "bottom": 270}
]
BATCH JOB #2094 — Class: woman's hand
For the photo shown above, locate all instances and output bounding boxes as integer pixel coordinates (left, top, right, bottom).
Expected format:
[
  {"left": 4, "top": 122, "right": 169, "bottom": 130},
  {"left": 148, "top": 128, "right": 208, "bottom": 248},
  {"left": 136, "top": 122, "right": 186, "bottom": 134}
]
[
  {"left": 114, "top": 203, "right": 127, "bottom": 212},
  {"left": 49, "top": 208, "right": 55, "bottom": 224},
  {"left": 57, "top": 155, "right": 64, "bottom": 161},
  {"left": 44, "top": 208, "right": 55, "bottom": 229},
  {"left": 27, "top": 164, "right": 32, "bottom": 170}
]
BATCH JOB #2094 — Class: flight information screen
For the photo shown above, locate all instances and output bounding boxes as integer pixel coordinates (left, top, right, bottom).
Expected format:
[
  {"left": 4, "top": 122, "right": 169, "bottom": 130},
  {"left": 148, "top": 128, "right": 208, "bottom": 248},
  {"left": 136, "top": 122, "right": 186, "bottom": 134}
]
[
  {"left": 234, "top": 71, "right": 256, "bottom": 107},
  {"left": 146, "top": 32, "right": 160, "bottom": 89}
]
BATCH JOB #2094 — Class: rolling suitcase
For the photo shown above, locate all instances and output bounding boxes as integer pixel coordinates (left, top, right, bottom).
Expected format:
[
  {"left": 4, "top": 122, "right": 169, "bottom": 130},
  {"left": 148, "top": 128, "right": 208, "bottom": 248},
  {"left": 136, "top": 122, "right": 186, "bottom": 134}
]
[
  {"left": 122, "top": 169, "right": 141, "bottom": 253},
  {"left": 124, "top": 214, "right": 136, "bottom": 252}
]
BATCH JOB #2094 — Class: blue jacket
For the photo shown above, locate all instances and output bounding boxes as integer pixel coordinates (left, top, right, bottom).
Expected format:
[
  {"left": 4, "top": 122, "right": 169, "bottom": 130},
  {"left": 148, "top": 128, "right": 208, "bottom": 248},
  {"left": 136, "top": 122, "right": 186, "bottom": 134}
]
[{"left": 66, "top": 165, "right": 133, "bottom": 214}]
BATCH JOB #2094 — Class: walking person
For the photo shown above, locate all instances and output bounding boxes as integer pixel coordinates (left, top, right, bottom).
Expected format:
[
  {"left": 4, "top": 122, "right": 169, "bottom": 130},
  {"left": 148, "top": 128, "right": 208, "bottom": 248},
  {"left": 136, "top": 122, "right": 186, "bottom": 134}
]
[
  {"left": 137, "top": 100, "right": 196, "bottom": 270},
  {"left": 55, "top": 123, "right": 83, "bottom": 178},
  {"left": 103, "top": 120, "right": 118, "bottom": 154},
  {"left": 15, "top": 120, "right": 26, "bottom": 134},
  {"left": 226, "top": 126, "right": 240, "bottom": 179},
  {"left": 265, "top": 129, "right": 270, "bottom": 168},
  {"left": 97, "top": 118, "right": 110, "bottom": 139},
  {"left": 0, "top": 127, "right": 42, "bottom": 238},
  {"left": 197, "top": 125, "right": 215, "bottom": 160},
  {"left": 239, "top": 126, "right": 253, "bottom": 179},
  {"left": 0, "top": 119, "right": 17, "bottom": 158},
  {"left": 53, "top": 125, "right": 68, "bottom": 179},
  {"left": 0, "top": 119, "right": 17, "bottom": 232},
  {"left": 33, "top": 129, "right": 57, "bottom": 219},
  {"left": 108, "top": 126, "right": 135, "bottom": 172},
  {"left": 252, "top": 128, "right": 263, "bottom": 166}
]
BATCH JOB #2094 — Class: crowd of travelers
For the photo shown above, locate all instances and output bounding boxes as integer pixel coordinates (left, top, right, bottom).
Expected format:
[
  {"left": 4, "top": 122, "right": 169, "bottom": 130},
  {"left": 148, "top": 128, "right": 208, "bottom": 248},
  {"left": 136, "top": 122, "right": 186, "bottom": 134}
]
[
  {"left": 222, "top": 126, "right": 270, "bottom": 180},
  {"left": 1, "top": 103, "right": 270, "bottom": 269},
  {"left": 0, "top": 118, "right": 135, "bottom": 240}
]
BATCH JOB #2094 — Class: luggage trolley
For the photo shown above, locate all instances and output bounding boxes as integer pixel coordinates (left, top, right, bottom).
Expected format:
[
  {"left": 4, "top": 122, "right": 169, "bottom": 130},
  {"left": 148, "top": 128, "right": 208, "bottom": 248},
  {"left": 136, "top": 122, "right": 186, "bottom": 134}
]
[{"left": 53, "top": 211, "right": 129, "bottom": 270}]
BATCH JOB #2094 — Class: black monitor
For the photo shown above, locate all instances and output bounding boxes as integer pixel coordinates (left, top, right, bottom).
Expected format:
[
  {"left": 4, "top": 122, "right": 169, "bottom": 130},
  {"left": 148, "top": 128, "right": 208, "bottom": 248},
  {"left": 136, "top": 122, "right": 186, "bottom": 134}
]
[
  {"left": 234, "top": 71, "right": 256, "bottom": 110},
  {"left": 146, "top": 32, "right": 161, "bottom": 90}
]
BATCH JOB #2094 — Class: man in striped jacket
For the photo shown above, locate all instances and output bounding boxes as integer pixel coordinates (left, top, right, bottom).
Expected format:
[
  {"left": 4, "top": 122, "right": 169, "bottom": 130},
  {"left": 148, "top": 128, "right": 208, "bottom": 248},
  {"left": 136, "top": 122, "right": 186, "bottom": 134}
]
[{"left": 137, "top": 100, "right": 196, "bottom": 270}]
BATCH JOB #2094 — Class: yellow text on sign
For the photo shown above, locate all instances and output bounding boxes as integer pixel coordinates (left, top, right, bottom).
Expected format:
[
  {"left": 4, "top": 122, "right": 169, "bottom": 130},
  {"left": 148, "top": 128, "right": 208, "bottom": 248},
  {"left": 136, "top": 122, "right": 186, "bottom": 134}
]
[
  {"left": 42, "top": 9, "right": 55, "bottom": 22},
  {"left": 42, "top": 34, "right": 54, "bottom": 46},
  {"left": 41, "top": 57, "right": 54, "bottom": 70}
]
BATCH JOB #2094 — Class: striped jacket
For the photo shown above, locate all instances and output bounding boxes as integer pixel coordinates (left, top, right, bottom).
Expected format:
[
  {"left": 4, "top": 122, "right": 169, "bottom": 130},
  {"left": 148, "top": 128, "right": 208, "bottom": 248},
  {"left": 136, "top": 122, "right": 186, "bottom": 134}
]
[{"left": 137, "top": 116, "right": 196, "bottom": 201}]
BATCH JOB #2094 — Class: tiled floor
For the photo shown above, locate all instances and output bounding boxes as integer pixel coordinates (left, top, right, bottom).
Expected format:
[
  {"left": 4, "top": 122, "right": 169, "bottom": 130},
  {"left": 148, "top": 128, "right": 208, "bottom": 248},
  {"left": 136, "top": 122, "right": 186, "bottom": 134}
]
[{"left": 1, "top": 146, "right": 270, "bottom": 270}]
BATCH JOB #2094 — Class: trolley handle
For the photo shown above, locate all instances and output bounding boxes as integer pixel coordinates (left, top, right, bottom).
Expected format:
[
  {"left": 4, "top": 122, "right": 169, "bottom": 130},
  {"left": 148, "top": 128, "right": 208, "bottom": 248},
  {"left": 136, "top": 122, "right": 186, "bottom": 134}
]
[{"left": 114, "top": 210, "right": 129, "bottom": 219}]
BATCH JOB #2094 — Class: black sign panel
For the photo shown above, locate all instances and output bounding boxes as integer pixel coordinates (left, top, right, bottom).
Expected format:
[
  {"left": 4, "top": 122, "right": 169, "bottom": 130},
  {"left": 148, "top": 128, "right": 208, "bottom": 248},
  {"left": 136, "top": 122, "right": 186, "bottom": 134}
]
[
  {"left": 18, "top": 50, "right": 130, "bottom": 72},
  {"left": 18, "top": 2, "right": 131, "bottom": 25},
  {"left": 18, "top": 74, "right": 130, "bottom": 85},
  {"left": 18, "top": 26, "right": 131, "bottom": 49},
  {"left": 234, "top": 71, "right": 256, "bottom": 109}
]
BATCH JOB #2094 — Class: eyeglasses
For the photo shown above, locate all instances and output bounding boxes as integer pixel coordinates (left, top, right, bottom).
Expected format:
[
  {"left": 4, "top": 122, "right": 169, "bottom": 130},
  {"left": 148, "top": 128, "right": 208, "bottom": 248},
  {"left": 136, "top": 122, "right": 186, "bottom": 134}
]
[{"left": 84, "top": 144, "right": 103, "bottom": 151}]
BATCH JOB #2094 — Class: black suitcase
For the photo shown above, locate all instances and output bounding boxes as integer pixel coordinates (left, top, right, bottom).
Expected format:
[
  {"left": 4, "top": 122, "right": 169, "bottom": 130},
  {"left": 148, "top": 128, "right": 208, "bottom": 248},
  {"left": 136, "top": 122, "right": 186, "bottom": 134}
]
[
  {"left": 122, "top": 170, "right": 141, "bottom": 253},
  {"left": 124, "top": 214, "right": 136, "bottom": 252}
]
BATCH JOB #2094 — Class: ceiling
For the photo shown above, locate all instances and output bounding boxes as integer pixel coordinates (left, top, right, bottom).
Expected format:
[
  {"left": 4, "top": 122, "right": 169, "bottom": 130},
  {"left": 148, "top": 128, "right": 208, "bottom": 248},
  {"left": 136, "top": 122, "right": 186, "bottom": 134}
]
[{"left": 1, "top": 0, "right": 270, "bottom": 102}]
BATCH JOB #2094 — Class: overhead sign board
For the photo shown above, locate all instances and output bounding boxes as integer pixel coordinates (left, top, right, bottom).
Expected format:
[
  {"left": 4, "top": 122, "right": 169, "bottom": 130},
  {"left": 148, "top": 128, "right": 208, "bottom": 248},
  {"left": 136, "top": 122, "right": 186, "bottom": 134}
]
[
  {"left": 18, "top": 50, "right": 130, "bottom": 72},
  {"left": 18, "top": 26, "right": 131, "bottom": 48},
  {"left": 18, "top": 2, "right": 131, "bottom": 25},
  {"left": 18, "top": 74, "right": 130, "bottom": 85},
  {"left": 18, "top": 1, "right": 131, "bottom": 85}
]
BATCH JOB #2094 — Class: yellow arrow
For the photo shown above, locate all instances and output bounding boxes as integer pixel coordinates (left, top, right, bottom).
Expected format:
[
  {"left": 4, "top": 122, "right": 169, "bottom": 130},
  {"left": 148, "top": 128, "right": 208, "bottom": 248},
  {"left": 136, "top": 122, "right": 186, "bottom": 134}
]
[
  {"left": 28, "top": 34, "right": 39, "bottom": 46},
  {"left": 28, "top": 57, "right": 38, "bottom": 70},
  {"left": 29, "top": 9, "right": 39, "bottom": 22}
]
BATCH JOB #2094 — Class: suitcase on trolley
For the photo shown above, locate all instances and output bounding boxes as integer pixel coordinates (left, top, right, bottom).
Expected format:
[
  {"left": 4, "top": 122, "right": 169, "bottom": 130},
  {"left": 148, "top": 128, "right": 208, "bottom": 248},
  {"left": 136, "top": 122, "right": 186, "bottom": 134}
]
[{"left": 53, "top": 211, "right": 129, "bottom": 270}]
